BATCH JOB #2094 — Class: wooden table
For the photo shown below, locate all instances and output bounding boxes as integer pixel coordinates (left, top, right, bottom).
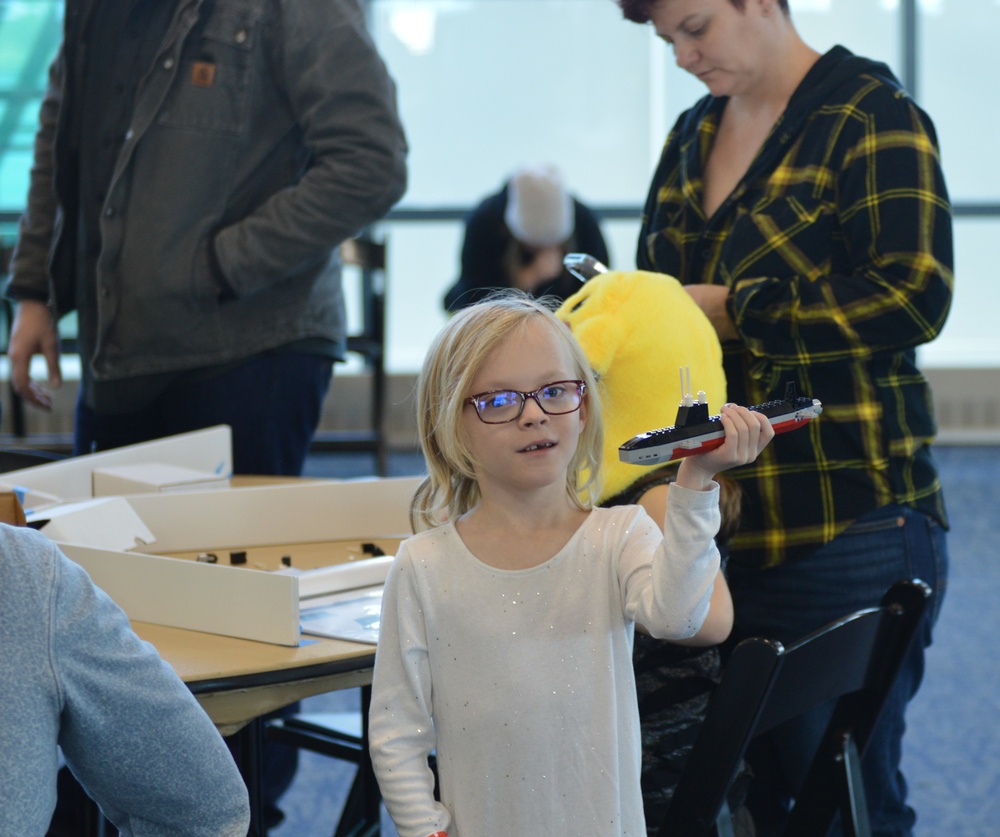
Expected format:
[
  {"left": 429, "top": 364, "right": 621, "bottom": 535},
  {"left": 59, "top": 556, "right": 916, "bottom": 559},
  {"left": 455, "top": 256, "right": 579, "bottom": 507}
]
[
  {"left": 133, "top": 621, "right": 376, "bottom": 736},
  {"left": 131, "top": 582, "right": 384, "bottom": 835}
]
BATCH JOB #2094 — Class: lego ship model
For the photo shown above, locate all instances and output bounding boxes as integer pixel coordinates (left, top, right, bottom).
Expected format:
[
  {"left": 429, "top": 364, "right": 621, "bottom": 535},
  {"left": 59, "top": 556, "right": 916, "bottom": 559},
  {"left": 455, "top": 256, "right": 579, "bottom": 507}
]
[{"left": 619, "top": 371, "right": 822, "bottom": 465}]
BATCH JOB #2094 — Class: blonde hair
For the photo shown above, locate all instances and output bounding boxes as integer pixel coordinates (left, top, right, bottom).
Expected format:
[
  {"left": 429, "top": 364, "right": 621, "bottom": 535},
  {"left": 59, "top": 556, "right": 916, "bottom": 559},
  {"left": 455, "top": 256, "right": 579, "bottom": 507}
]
[{"left": 411, "top": 292, "right": 604, "bottom": 531}]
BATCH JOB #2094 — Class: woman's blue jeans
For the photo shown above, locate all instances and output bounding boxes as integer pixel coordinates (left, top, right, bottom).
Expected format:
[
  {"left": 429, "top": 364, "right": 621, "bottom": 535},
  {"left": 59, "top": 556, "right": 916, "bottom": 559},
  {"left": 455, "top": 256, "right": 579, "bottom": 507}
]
[{"left": 726, "top": 504, "right": 949, "bottom": 837}]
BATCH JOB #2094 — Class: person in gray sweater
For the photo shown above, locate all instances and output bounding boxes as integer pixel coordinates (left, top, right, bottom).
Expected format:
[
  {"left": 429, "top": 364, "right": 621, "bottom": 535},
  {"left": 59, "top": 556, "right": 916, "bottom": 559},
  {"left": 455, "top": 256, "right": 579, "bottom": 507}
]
[{"left": 0, "top": 523, "right": 250, "bottom": 836}]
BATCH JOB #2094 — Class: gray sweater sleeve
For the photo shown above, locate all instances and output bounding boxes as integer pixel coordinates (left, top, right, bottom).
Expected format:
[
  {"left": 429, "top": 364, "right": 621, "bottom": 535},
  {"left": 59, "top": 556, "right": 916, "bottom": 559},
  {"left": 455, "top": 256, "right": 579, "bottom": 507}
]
[{"left": 0, "top": 525, "right": 250, "bottom": 836}]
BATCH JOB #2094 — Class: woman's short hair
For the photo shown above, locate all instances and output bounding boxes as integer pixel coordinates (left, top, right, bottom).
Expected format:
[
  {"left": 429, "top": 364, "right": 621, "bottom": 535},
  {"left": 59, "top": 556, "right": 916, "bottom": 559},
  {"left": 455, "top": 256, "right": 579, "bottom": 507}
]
[
  {"left": 411, "top": 292, "right": 604, "bottom": 531},
  {"left": 618, "top": 0, "right": 789, "bottom": 25}
]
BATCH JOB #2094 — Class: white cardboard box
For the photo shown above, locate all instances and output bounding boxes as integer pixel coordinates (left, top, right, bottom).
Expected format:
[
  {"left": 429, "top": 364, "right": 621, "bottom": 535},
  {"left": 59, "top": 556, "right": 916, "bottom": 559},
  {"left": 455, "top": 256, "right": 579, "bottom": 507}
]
[
  {"left": 0, "top": 425, "right": 232, "bottom": 508},
  {"left": 28, "top": 497, "right": 156, "bottom": 552},
  {"left": 92, "top": 462, "right": 231, "bottom": 496},
  {"left": 55, "top": 476, "right": 421, "bottom": 646}
]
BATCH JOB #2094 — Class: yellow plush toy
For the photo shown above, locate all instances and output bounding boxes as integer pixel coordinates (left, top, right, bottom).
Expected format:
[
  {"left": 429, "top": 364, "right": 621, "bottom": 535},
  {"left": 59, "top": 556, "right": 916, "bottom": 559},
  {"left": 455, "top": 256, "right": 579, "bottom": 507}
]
[{"left": 556, "top": 270, "right": 726, "bottom": 504}]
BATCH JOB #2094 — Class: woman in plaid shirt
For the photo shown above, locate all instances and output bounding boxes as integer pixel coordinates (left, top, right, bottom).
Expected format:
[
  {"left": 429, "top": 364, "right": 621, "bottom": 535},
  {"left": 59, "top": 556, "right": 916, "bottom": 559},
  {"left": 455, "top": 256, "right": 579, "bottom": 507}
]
[{"left": 618, "top": 1, "right": 953, "bottom": 834}]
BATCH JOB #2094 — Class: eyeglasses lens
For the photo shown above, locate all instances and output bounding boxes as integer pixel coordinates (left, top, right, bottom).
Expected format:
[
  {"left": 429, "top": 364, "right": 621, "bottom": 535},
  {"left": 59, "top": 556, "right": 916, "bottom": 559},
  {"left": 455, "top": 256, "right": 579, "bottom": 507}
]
[
  {"left": 474, "top": 382, "right": 583, "bottom": 424},
  {"left": 479, "top": 391, "right": 521, "bottom": 423},
  {"left": 537, "top": 383, "right": 580, "bottom": 412}
]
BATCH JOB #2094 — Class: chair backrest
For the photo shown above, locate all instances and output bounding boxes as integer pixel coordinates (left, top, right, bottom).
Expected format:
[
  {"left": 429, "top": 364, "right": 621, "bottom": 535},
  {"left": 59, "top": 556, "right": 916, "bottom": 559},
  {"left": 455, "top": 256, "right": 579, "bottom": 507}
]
[
  {"left": 1, "top": 244, "right": 23, "bottom": 436},
  {"left": 341, "top": 234, "right": 386, "bottom": 368},
  {"left": 309, "top": 234, "right": 390, "bottom": 474},
  {"left": 656, "top": 578, "right": 932, "bottom": 837}
]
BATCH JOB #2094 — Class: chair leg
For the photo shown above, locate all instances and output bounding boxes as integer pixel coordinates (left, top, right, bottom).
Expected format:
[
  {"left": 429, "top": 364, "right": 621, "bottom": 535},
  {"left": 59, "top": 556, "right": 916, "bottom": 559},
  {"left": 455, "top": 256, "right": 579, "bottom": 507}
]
[
  {"left": 46, "top": 768, "right": 110, "bottom": 837},
  {"left": 789, "top": 730, "right": 872, "bottom": 837},
  {"left": 714, "top": 799, "right": 735, "bottom": 837},
  {"left": 333, "top": 685, "right": 380, "bottom": 837},
  {"left": 332, "top": 767, "right": 381, "bottom": 837},
  {"left": 9, "top": 382, "right": 25, "bottom": 436},
  {"left": 81, "top": 799, "right": 106, "bottom": 837},
  {"left": 838, "top": 734, "right": 871, "bottom": 837},
  {"left": 230, "top": 719, "right": 267, "bottom": 837},
  {"left": 373, "top": 361, "right": 388, "bottom": 478}
]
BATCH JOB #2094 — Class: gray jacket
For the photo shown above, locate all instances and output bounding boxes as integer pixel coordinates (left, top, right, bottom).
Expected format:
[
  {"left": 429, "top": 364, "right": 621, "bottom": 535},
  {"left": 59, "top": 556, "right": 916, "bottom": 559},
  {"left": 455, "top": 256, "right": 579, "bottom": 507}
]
[
  {"left": 8, "top": 0, "right": 407, "bottom": 381},
  {"left": 0, "top": 524, "right": 250, "bottom": 835}
]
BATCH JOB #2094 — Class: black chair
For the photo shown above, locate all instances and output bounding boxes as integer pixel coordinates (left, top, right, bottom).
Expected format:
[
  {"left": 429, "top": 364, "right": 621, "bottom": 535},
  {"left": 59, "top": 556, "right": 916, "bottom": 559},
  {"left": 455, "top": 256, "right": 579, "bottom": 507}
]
[
  {"left": 310, "top": 235, "right": 390, "bottom": 476},
  {"left": 265, "top": 684, "right": 382, "bottom": 837},
  {"left": 657, "top": 578, "right": 932, "bottom": 837},
  {"left": 0, "top": 245, "right": 24, "bottom": 438}
]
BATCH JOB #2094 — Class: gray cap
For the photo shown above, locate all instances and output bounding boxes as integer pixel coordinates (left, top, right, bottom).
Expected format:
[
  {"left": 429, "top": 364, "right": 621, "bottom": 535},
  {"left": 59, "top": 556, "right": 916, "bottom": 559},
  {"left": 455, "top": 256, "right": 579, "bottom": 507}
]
[{"left": 504, "top": 165, "right": 574, "bottom": 247}]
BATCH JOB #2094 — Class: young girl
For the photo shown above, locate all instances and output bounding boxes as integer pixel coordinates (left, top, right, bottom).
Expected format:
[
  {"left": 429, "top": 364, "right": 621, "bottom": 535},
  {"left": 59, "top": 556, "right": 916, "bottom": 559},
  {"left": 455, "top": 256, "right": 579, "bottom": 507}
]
[{"left": 369, "top": 293, "right": 773, "bottom": 837}]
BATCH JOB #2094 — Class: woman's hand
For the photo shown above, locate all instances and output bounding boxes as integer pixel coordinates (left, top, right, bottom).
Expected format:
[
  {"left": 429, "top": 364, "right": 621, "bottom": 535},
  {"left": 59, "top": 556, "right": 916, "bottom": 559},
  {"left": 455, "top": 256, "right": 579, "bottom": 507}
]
[
  {"left": 674, "top": 404, "right": 774, "bottom": 491},
  {"left": 683, "top": 284, "right": 739, "bottom": 342}
]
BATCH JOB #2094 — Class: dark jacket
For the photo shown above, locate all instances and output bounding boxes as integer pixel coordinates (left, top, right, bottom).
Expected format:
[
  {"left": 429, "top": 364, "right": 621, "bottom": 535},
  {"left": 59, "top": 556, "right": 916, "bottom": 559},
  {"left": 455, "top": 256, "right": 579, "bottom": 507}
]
[{"left": 8, "top": 0, "right": 407, "bottom": 382}]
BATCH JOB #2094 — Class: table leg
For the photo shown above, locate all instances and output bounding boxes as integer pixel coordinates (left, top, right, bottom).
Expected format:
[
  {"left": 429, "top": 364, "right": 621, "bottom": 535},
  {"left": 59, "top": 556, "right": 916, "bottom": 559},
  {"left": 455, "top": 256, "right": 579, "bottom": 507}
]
[
  {"left": 230, "top": 719, "right": 266, "bottom": 836},
  {"left": 333, "top": 685, "right": 381, "bottom": 837}
]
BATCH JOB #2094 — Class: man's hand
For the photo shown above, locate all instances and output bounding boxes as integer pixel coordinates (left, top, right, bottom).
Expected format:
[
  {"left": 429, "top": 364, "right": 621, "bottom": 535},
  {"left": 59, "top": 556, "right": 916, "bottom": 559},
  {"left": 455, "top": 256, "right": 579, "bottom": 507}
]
[
  {"left": 684, "top": 284, "right": 738, "bottom": 342},
  {"left": 8, "top": 299, "right": 62, "bottom": 410}
]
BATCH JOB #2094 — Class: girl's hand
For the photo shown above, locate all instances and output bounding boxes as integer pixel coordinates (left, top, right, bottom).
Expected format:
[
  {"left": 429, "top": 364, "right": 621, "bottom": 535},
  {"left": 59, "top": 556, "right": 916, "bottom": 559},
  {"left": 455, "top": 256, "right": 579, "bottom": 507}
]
[{"left": 674, "top": 404, "right": 775, "bottom": 491}]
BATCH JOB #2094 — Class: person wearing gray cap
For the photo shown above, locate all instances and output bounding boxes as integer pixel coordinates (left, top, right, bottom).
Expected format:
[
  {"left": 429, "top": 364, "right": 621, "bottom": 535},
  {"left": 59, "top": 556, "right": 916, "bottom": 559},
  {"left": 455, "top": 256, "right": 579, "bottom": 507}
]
[{"left": 444, "top": 165, "right": 610, "bottom": 311}]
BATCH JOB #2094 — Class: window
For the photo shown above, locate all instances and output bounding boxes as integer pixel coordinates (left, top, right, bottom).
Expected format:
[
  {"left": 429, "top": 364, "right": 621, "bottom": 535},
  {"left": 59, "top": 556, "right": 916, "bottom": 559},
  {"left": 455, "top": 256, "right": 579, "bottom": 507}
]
[
  {"left": 369, "top": 0, "right": 992, "bottom": 371},
  {"left": 0, "top": 1, "right": 61, "bottom": 239},
  {"left": 0, "top": 0, "right": 994, "bottom": 372}
]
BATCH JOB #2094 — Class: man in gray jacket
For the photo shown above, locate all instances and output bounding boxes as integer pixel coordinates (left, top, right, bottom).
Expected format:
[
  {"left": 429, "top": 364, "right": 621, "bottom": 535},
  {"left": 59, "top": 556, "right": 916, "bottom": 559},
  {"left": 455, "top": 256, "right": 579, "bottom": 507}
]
[{"left": 6, "top": 0, "right": 407, "bottom": 477}]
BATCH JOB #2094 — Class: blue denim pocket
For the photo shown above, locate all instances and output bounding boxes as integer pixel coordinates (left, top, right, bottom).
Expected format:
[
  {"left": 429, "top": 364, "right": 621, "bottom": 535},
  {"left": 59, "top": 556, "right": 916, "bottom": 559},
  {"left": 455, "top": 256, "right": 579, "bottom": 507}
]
[{"left": 729, "top": 504, "right": 948, "bottom": 644}]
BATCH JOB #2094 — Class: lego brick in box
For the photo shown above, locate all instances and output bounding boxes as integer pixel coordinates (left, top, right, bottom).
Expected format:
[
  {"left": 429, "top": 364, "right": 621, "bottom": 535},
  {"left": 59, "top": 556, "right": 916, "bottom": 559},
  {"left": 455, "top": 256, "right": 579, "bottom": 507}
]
[{"left": 0, "top": 425, "right": 232, "bottom": 502}]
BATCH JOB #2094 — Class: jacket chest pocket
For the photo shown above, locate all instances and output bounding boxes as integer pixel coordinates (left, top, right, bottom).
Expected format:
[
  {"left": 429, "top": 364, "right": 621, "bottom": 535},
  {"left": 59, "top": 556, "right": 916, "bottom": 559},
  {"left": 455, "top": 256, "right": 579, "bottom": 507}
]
[{"left": 157, "top": 10, "right": 256, "bottom": 138}]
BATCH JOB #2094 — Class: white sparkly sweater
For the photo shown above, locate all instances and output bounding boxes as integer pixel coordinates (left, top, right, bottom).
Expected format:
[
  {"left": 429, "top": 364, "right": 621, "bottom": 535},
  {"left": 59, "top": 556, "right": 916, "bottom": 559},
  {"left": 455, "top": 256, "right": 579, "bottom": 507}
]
[{"left": 369, "top": 484, "right": 721, "bottom": 837}]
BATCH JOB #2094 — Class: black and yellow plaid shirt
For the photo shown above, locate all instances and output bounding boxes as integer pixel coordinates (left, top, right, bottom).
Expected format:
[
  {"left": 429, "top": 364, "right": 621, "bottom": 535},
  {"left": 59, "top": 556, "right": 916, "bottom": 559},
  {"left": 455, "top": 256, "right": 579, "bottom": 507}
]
[{"left": 638, "top": 46, "right": 953, "bottom": 570}]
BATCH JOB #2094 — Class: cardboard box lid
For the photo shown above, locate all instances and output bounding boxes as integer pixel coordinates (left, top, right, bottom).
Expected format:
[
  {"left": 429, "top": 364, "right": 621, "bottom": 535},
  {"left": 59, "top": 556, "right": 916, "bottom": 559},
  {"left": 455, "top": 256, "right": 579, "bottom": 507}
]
[
  {"left": 126, "top": 476, "right": 421, "bottom": 552},
  {"left": 26, "top": 497, "right": 157, "bottom": 552},
  {"left": 92, "top": 462, "right": 230, "bottom": 496},
  {"left": 0, "top": 425, "right": 232, "bottom": 501}
]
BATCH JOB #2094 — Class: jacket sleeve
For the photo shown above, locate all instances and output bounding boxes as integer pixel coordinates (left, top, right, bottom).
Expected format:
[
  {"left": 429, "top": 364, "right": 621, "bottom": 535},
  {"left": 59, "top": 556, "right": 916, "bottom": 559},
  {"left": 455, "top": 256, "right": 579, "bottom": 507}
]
[
  {"left": 214, "top": 0, "right": 408, "bottom": 294},
  {"left": 369, "top": 545, "right": 451, "bottom": 837},
  {"left": 49, "top": 541, "right": 250, "bottom": 836},
  {"left": 728, "top": 90, "right": 953, "bottom": 367},
  {"left": 6, "top": 48, "right": 64, "bottom": 305}
]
